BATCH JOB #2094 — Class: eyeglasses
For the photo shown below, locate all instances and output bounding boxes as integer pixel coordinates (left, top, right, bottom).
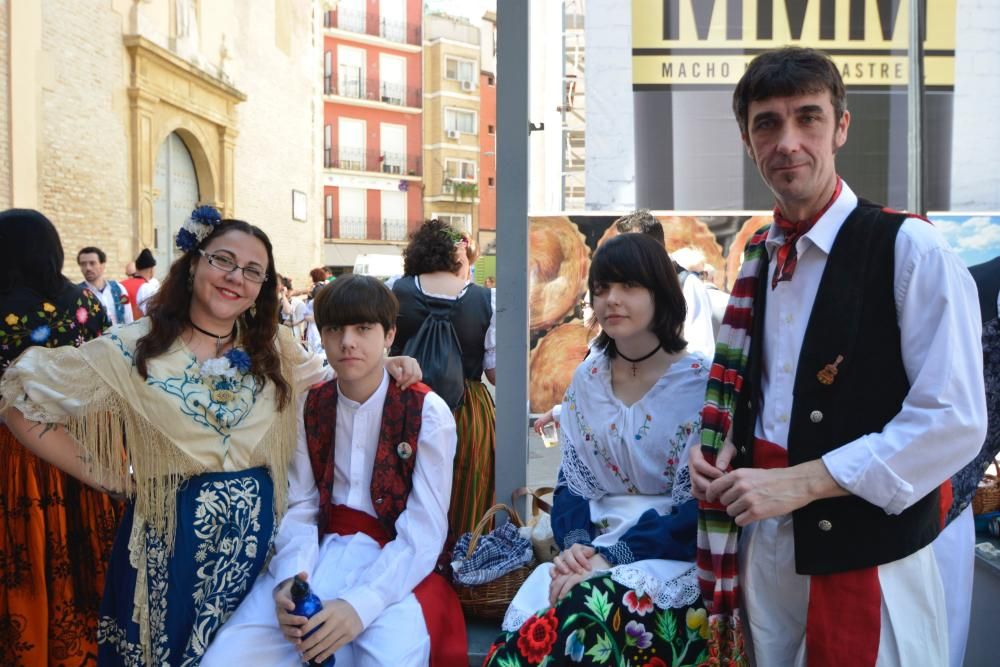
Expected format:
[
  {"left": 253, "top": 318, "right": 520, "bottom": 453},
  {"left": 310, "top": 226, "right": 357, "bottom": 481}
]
[{"left": 199, "top": 250, "right": 269, "bottom": 283}]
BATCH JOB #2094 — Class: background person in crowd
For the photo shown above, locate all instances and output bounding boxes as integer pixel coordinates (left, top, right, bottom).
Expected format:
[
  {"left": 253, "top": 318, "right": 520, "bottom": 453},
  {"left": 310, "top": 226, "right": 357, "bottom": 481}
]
[
  {"left": 391, "top": 219, "right": 496, "bottom": 542},
  {"left": 690, "top": 47, "right": 986, "bottom": 666},
  {"left": 484, "top": 276, "right": 496, "bottom": 289},
  {"left": 77, "top": 245, "right": 134, "bottom": 327},
  {"left": 309, "top": 267, "right": 332, "bottom": 299},
  {"left": 133, "top": 248, "right": 160, "bottom": 316},
  {"left": 935, "top": 254, "right": 1000, "bottom": 666},
  {"left": 672, "top": 246, "right": 729, "bottom": 340},
  {"left": 487, "top": 233, "right": 708, "bottom": 666},
  {"left": 125, "top": 261, "right": 137, "bottom": 278},
  {"left": 121, "top": 249, "right": 155, "bottom": 320},
  {"left": 0, "top": 208, "right": 120, "bottom": 667},
  {"left": 277, "top": 274, "right": 308, "bottom": 343}
]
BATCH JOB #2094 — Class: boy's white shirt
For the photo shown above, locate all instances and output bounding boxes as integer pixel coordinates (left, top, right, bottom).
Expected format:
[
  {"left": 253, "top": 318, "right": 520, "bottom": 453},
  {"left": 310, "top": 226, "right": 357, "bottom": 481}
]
[{"left": 268, "top": 369, "right": 457, "bottom": 629}]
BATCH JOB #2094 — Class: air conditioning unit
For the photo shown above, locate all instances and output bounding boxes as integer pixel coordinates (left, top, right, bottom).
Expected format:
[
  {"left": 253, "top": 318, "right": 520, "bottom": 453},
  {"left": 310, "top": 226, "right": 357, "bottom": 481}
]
[
  {"left": 446, "top": 129, "right": 460, "bottom": 139},
  {"left": 461, "top": 80, "right": 475, "bottom": 92}
]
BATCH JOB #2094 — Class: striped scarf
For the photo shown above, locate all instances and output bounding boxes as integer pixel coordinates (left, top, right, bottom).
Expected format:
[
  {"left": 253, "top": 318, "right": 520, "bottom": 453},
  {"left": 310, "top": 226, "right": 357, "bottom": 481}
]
[{"left": 696, "top": 226, "right": 771, "bottom": 666}]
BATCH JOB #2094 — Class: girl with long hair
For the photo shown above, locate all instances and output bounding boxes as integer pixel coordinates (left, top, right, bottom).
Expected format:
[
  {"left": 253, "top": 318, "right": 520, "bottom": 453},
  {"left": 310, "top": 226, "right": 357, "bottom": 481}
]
[
  {"left": 0, "top": 207, "right": 419, "bottom": 665},
  {"left": 0, "top": 208, "right": 120, "bottom": 667}
]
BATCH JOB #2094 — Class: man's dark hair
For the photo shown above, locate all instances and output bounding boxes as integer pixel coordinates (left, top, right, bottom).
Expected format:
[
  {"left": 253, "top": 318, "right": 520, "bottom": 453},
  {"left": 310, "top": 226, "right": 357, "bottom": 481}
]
[
  {"left": 402, "top": 219, "right": 463, "bottom": 276},
  {"left": 614, "top": 210, "right": 665, "bottom": 246},
  {"left": 589, "top": 233, "right": 687, "bottom": 356},
  {"left": 732, "top": 47, "right": 847, "bottom": 138},
  {"left": 77, "top": 246, "right": 107, "bottom": 264},
  {"left": 313, "top": 274, "right": 398, "bottom": 333}
]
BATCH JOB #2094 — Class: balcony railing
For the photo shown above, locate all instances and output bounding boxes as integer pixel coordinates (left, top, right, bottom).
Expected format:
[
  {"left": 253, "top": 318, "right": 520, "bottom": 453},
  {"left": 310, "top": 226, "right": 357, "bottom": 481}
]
[
  {"left": 324, "top": 10, "right": 421, "bottom": 46},
  {"left": 326, "top": 146, "right": 422, "bottom": 176},
  {"left": 381, "top": 218, "right": 407, "bottom": 241},
  {"left": 340, "top": 216, "right": 367, "bottom": 240},
  {"left": 328, "top": 77, "right": 422, "bottom": 109}
]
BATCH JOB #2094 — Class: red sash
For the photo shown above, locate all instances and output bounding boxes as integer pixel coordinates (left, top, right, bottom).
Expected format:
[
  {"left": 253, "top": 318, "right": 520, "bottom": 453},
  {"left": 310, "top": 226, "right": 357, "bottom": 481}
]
[
  {"left": 325, "top": 505, "right": 468, "bottom": 666},
  {"left": 753, "top": 437, "right": 880, "bottom": 667}
]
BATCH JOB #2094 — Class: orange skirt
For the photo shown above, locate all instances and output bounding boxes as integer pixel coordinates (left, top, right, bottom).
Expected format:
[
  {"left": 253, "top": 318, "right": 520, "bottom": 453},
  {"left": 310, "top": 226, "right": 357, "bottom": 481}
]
[{"left": 0, "top": 425, "right": 121, "bottom": 667}]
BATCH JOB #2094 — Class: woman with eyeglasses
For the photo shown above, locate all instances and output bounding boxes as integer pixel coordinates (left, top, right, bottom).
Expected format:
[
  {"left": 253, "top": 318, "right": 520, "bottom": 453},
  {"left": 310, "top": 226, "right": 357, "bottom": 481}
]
[{"left": 0, "top": 207, "right": 419, "bottom": 665}]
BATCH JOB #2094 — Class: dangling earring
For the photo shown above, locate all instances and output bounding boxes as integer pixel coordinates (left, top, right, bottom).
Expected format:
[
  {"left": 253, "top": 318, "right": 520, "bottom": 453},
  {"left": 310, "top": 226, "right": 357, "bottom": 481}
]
[
  {"left": 187, "top": 270, "right": 194, "bottom": 291},
  {"left": 249, "top": 304, "right": 257, "bottom": 318}
]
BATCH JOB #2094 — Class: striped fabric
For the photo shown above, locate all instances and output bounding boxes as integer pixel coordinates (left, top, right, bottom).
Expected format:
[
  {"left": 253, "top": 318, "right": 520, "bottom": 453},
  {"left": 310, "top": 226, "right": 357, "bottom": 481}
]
[
  {"left": 448, "top": 379, "right": 496, "bottom": 543},
  {"left": 696, "top": 227, "right": 771, "bottom": 665}
]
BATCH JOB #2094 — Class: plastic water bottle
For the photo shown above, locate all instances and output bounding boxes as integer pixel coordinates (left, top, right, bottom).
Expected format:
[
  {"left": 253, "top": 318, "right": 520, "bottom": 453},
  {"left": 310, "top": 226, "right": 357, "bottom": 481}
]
[{"left": 290, "top": 575, "right": 336, "bottom": 667}]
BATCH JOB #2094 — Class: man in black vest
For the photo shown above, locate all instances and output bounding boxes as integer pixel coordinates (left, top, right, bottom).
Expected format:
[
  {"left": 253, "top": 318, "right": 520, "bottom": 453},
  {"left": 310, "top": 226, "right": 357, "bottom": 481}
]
[{"left": 690, "top": 47, "right": 986, "bottom": 665}]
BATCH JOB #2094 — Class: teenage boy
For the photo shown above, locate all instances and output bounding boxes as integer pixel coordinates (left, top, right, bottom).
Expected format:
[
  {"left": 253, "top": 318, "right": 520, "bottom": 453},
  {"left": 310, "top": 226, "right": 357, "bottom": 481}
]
[{"left": 202, "top": 275, "right": 465, "bottom": 666}]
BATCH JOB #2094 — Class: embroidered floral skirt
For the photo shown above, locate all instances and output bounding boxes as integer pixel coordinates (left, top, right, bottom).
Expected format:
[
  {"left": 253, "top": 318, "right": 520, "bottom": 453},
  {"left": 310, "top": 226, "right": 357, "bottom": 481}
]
[
  {"left": 0, "top": 426, "right": 122, "bottom": 667},
  {"left": 483, "top": 573, "right": 709, "bottom": 667},
  {"left": 97, "top": 467, "right": 274, "bottom": 667},
  {"left": 449, "top": 379, "right": 497, "bottom": 542}
]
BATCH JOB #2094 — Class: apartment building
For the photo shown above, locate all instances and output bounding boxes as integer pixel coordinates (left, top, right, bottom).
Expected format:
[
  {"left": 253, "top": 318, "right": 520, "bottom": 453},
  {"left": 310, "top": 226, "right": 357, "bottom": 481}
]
[
  {"left": 422, "top": 13, "right": 481, "bottom": 239},
  {"left": 322, "top": 0, "right": 423, "bottom": 272},
  {"left": 478, "top": 10, "right": 497, "bottom": 255}
]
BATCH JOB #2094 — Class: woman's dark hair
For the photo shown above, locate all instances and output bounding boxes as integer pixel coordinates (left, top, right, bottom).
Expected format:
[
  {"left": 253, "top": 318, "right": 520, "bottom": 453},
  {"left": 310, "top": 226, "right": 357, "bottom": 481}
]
[
  {"left": 135, "top": 218, "right": 291, "bottom": 409},
  {"left": 313, "top": 274, "right": 398, "bottom": 332},
  {"left": 0, "top": 208, "right": 69, "bottom": 299},
  {"left": 589, "top": 233, "right": 687, "bottom": 357},
  {"left": 402, "top": 219, "right": 463, "bottom": 276},
  {"left": 733, "top": 46, "right": 846, "bottom": 138}
]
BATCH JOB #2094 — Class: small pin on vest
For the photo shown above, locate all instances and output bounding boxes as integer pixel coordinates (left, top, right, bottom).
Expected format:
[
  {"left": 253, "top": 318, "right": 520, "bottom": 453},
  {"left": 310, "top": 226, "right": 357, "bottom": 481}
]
[
  {"left": 397, "top": 441, "right": 413, "bottom": 459},
  {"left": 816, "top": 355, "right": 844, "bottom": 385}
]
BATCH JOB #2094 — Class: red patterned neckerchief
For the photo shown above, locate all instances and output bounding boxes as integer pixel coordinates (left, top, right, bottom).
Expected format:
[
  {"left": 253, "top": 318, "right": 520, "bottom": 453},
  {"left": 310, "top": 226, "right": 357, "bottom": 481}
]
[{"left": 771, "top": 178, "right": 843, "bottom": 289}]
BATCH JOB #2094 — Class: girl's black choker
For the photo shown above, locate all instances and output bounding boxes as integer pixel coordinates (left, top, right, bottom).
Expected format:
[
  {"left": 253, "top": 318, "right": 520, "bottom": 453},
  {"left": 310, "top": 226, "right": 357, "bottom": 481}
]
[{"left": 617, "top": 343, "right": 661, "bottom": 376}]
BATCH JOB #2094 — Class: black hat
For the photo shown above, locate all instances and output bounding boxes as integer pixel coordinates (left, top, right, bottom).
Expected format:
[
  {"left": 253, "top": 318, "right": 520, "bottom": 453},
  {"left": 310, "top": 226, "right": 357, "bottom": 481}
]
[{"left": 135, "top": 248, "right": 156, "bottom": 270}]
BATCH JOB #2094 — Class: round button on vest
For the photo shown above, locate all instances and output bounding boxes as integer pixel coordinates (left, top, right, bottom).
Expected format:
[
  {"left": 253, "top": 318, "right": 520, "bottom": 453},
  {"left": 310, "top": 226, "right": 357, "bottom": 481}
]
[
  {"left": 818, "top": 519, "right": 832, "bottom": 532},
  {"left": 809, "top": 410, "right": 824, "bottom": 423}
]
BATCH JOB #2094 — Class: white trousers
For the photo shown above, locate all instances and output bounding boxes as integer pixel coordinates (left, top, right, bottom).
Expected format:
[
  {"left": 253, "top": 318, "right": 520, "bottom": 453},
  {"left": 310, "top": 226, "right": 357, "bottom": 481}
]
[
  {"left": 931, "top": 504, "right": 975, "bottom": 667},
  {"left": 739, "top": 513, "right": 948, "bottom": 667},
  {"left": 201, "top": 534, "right": 429, "bottom": 667}
]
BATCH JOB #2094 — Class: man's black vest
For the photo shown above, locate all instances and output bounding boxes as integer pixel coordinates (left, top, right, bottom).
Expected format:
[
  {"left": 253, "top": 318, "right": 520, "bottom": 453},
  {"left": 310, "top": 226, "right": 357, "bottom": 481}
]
[{"left": 732, "top": 200, "right": 941, "bottom": 575}]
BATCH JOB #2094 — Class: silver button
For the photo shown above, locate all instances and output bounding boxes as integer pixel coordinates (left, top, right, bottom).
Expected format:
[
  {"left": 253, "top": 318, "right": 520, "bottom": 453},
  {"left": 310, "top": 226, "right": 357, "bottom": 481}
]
[
  {"left": 810, "top": 410, "right": 823, "bottom": 423},
  {"left": 818, "top": 519, "right": 832, "bottom": 532}
]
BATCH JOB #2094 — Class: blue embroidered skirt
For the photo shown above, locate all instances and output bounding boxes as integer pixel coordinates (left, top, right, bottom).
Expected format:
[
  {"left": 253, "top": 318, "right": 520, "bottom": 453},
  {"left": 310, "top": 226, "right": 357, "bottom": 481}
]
[{"left": 97, "top": 467, "right": 275, "bottom": 666}]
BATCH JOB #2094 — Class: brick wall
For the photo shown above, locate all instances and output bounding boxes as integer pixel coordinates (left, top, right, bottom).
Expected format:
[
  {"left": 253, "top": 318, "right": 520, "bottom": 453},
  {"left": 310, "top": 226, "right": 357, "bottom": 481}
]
[
  {"left": 229, "top": 0, "right": 322, "bottom": 288},
  {"left": 39, "top": 0, "right": 131, "bottom": 279}
]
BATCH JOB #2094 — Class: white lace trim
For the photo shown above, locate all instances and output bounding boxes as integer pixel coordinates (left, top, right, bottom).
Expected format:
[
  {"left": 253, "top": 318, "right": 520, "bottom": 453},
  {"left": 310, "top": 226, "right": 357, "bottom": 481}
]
[
  {"left": 609, "top": 564, "right": 701, "bottom": 610},
  {"left": 562, "top": 528, "right": 591, "bottom": 550},
  {"left": 560, "top": 437, "right": 607, "bottom": 499},
  {"left": 671, "top": 465, "right": 694, "bottom": 506},
  {"left": 501, "top": 604, "right": 535, "bottom": 633}
]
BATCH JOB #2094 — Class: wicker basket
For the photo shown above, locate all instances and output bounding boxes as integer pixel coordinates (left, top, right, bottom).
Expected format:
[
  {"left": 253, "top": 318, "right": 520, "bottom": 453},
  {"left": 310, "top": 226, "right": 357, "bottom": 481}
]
[
  {"left": 454, "top": 503, "right": 536, "bottom": 620},
  {"left": 972, "top": 467, "right": 1000, "bottom": 515}
]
